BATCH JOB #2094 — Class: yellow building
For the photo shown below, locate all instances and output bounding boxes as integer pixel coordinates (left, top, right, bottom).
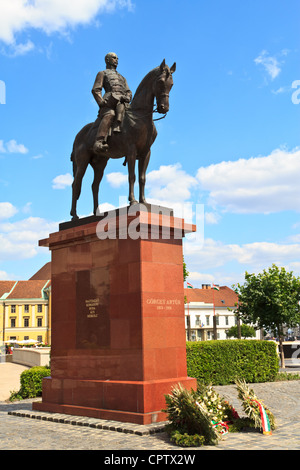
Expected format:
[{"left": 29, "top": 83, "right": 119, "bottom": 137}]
[{"left": 0, "top": 264, "right": 51, "bottom": 345}]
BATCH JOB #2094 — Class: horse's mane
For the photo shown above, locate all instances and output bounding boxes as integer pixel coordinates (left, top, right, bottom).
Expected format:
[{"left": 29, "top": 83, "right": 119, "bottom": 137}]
[{"left": 132, "top": 66, "right": 160, "bottom": 101}]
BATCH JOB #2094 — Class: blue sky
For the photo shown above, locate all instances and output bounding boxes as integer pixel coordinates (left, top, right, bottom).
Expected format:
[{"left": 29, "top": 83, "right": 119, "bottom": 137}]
[{"left": 0, "top": 0, "right": 299, "bottom": 286}]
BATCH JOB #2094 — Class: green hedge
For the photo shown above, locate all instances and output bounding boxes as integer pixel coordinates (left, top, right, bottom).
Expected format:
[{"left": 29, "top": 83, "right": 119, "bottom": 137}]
[
  {"left": 186, "top": 340, "right": 279, "bottom": 385},
  {"left": 10, "top": 366, "right": 50, "bottom": 401}
]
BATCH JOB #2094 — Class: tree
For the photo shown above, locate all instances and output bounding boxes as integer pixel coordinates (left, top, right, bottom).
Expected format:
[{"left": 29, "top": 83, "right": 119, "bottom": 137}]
[
  {"left": 234, "top": 264, "right": 300, "bottom": 368},
  {"left": 226, "top": 324, "right": 256, "bottom": 339},
  {"left": 183, "top": 256, "right": 189, "bottom": 283}
]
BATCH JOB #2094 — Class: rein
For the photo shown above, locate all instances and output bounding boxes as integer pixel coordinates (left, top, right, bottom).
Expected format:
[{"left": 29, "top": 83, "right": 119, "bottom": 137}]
[
  {"left": 130, "top": 105, "right": 167, "bottom": 121},
  {"left": 153, "top": 108, "right": 167, "bottom": 121}
]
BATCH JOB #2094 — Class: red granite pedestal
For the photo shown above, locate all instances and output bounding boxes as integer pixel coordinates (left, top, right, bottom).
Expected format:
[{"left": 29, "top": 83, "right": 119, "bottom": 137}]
[{"left": 33, "top": 205, "right": 197, "bottom": 424}]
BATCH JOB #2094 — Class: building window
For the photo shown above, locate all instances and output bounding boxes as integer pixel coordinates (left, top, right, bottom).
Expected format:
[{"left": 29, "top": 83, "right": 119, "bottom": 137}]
[
  {"left": 37, "top": 317, "right": 43, "bottom": 327},
  {"left": 206, "top": 316, "right": 210, "bottom": 326},
  {"left": 37, "top": 304, "right": 43, "bottom": 313},
  {"left": 11, "top": 305, "right": 16, "bottom": 313},
  {"left": 24, "top": 305, "right": 29, "bottom": 313},
  {"left": 24, "top": 317, "right": 29, "bottom": 327},
  {"left": 37, "top": 336, "right": 43, "bottom": 343},
  {"left": 225, "top": 316, "right": 229, "bottom": 326},
  {"left": 10, "top": 318, "right": 16, "bottom": 328},
  {"left": 216, "top": 316, "right": 219, "bottom": 326},
  {"left": 24, "top": 336, "right": 29, "bottom": 341},
  {"left": 195, "top": 315, "right": 200, "bottom": 326}
]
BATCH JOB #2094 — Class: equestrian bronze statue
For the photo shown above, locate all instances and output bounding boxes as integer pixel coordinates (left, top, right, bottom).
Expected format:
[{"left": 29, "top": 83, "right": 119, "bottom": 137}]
[{"left": 70, "top": 54, "right": 176, "bottom": 220}]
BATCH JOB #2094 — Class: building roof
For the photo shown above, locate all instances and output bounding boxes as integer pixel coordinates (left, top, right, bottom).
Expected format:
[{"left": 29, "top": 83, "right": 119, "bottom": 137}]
[
  {"left": 2, "top": 280, "right": 50, "bottom": 300},
  {"left": 0, "top": 281, "right": 17, "bottom": 299},
  {"left": 29, "top": 262, "right": 51, "bottom": 280},
  {"left": 184, "top": 286, "right": 238, "bottom": 307}
]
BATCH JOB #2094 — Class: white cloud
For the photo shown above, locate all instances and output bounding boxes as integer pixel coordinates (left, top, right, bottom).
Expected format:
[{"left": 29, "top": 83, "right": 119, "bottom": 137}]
[
  {"left": 184, "top": 237, "right": 300, "bottom": 275},
  {"left": 271, "top": 86, "right": 291, "bottom": 95},
  {"left": 0, "top": 202, "right": 18, "bottom": 219},
  {"left": 52, "top": 172, "right": 73, "bottom": 189},
  {"left": 0, "top": 139, "right": 29, "bottom": 154},
  {"left": 146, "top": 163, "right": 198, "bottom": 203},
  {"left": 22, "top": 202, "right": 32, "bottom": 214},
  {"left": 0, "top": 270, "right": 11, "bottom": 280},
  {"left": 0, "top": 216, "right": 58, "bottom": 261},
  {"left": 288, "top": 233, "right": 300, "bottom": 243},
  {"left": 6, "top": 139, "right": 29, "bottom": 154},
  {"left": 105, "top": 163, "right": 198, "bottom": 219},
  {"left": 186, "top": 270, "right": 240, "bottom": 288},
  {"left": 106, "top": 172, "right": 127, "bottom": 188},
  {"left": 196, "top": 147, "right": 300, "bottom": 214},
  {"left": 205, "top": 212, "right": 220, "bottom": 225},
  {"left": 254, "top": 50, "right": 281, "bottom": 80},
  {"left": 3, "top": 40, "right": 35, "bottom": 57},
  {"left": 0, "top": 0, "right": 133, "bottom": 52}
]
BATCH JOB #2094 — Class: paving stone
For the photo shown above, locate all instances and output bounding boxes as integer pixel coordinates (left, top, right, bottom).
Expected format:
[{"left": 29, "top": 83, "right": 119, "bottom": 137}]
[{"left": 0, "top": 380, "right": 299, "bottom": 450}]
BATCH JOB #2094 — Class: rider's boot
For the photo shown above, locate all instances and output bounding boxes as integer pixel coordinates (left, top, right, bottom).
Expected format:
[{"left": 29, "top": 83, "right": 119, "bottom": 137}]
[
  {"left": 113, "top": 120, "right": 122, "bottom": 133},
  {"left": 93, "top": 138, "right": 108, "bottom": 153}
]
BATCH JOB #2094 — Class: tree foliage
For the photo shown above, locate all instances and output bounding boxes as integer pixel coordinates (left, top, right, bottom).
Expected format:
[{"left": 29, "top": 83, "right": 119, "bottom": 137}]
[
  {"left": 234, "top": 264, "right": 300, "bottom": 367},
  {"left": 183, "top": 256, "right": 189, "bottom": 283},
  {"left": 235, "top": 264, "right": 300, "bottom": 337},
  {"left": 226, "top": 324, "right": 256, "bottom": 339}
]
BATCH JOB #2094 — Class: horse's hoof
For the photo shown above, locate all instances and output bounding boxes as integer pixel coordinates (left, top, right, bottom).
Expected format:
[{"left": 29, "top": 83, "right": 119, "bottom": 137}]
[
  {"left": 71, "top": 215, "right": 79, "bottom": 221},
  {"left": 129, "top": 200, "right": 138, "bottom": 206}
]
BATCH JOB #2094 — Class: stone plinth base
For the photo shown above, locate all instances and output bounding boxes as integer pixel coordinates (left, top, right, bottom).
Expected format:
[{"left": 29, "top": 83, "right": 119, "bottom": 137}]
[
  {"left": 33, "top": 205, "right": 197, "bottom": 424},
  {"left": 33, "top": 376, "right": 196, "bottom": 424}
]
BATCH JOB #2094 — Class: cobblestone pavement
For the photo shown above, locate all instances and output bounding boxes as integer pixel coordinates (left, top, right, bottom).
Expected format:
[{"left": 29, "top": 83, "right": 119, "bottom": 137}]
[{"left": 0, "top": 380, "right": 300, "bottom": 452}]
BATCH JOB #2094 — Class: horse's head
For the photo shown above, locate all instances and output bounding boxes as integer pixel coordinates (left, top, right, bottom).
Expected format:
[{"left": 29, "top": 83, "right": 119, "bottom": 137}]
[{"left": 154, "top": 59, "right": 176, "bottom": 114}]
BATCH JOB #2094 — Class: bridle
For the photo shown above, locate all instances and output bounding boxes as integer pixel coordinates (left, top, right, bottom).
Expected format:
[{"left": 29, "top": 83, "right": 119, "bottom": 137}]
[{"left": 153, "top": 92, "right": 169, "bottom": 120}]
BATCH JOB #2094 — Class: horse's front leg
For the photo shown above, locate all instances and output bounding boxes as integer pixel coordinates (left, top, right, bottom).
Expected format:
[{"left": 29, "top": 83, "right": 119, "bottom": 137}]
[
  {"left": 91, "top": 157, "right": 108, "bottom": 215},
  {"left": 127, "top": 148, "right": 138, "bottom": 205},
  {"left": 70, "top": 165, "right": 88, "bottom": 220},
  {"left": 138, "top": 150, "right": 150, "bottom": 204}
]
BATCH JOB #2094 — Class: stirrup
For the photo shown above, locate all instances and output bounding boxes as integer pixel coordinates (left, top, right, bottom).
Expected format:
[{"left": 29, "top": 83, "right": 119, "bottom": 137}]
[
  {"left": 93, "top": 140, "right": 108, "bottom": 153},
  {"left": 113, "top": 123, "right": 122, "bottom": 133}
]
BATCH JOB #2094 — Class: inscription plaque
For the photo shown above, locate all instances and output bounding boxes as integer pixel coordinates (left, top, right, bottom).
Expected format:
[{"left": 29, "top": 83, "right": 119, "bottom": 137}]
[{"left": 76, "top": 269, "right": 110, "bottom": 349}]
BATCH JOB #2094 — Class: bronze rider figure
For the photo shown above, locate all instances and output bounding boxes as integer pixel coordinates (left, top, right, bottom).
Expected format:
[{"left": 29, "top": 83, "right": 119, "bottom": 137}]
[{"left": 92, "top": 52, "right": 132, "bottom": 153}]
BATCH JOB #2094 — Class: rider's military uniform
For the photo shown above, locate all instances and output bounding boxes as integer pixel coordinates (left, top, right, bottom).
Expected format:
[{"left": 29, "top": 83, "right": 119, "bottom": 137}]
[{"left": 92, "top": 68, "right": 132, "bottom": 151}]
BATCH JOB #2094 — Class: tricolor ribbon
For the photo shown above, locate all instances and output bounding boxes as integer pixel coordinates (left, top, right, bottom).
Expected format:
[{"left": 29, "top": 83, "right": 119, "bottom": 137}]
[
  {"left": 251, "top": 399, "right": 272, "bottom": 435},
  {"left": 195, "top": 400, "right": 232, "bottom": 435},
  {"left": 212, "top": 421, "right": 229, "bottom": 435}
]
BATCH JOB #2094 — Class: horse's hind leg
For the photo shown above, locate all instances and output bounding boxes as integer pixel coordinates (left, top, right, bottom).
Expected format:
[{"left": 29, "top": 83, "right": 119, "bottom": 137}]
[
  {"left": 91, "top": 157, "right": 108, "bottom": 215},
  {"left": 70, "top": 146, "right": 90, "bottom": 220}
]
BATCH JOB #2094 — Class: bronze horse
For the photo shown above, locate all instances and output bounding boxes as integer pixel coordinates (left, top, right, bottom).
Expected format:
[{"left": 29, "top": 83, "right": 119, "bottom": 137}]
[{"left": 70, "top": 59, "right": 176, "bottom": 220}]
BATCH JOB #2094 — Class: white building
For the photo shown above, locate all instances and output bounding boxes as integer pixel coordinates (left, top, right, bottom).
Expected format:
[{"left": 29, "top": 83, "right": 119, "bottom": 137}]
[{"left": 184, "top": 284, "right": 261, "bottom": 341}]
